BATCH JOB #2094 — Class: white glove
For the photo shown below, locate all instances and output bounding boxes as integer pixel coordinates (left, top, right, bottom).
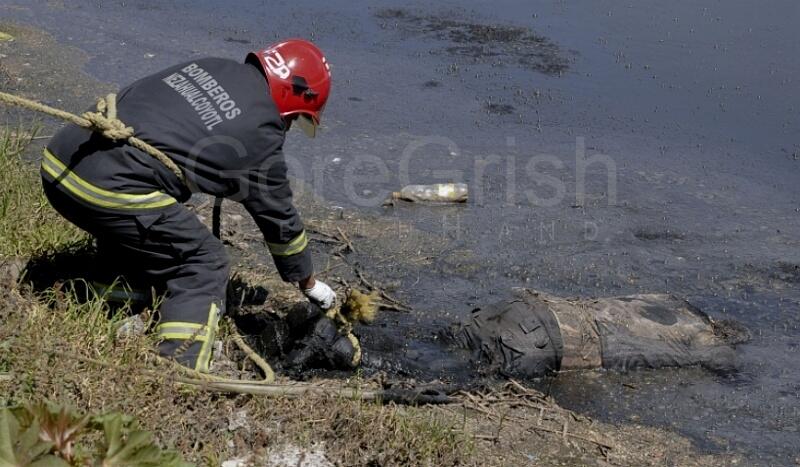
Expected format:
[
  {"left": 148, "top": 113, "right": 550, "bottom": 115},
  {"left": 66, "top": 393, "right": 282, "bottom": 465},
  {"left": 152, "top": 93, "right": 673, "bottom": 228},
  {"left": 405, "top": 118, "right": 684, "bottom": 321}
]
[{"left": 303, "top": 280, "right": 337, "bottom": 310}]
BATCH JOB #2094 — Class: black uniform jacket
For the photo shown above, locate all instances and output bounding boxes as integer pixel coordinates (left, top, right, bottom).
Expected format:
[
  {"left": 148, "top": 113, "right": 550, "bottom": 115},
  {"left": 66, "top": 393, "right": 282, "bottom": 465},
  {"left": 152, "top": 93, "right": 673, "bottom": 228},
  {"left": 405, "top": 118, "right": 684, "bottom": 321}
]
[{"left": 44, "top": 58, "right": 312, "bottom": 281}]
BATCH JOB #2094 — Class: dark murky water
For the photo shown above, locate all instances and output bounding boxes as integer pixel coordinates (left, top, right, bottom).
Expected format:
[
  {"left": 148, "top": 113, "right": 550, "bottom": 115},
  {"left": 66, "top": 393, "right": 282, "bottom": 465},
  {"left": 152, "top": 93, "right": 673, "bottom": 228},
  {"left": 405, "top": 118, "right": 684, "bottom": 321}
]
[{"left": 2, "top": 0, "right": 798, "bottom": 464}]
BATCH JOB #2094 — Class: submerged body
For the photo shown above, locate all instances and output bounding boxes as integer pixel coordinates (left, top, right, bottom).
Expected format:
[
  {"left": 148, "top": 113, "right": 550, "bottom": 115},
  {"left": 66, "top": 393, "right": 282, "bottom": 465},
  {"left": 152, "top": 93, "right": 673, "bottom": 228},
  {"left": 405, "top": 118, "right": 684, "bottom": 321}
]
[{"left": 453, "top": 289, "right": 748, "bottom": 378}]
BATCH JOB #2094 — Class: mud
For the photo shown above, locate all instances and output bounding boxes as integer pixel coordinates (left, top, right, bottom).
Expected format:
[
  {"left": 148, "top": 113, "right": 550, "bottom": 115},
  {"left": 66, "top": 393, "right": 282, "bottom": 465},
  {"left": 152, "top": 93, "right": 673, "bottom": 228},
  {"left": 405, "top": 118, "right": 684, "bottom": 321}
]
[
  {"left": 1, "top": 0, "right": 799, "bottom": 464},
  {"left": 376, "top": 8, "right": 571, "bottom": 75}
]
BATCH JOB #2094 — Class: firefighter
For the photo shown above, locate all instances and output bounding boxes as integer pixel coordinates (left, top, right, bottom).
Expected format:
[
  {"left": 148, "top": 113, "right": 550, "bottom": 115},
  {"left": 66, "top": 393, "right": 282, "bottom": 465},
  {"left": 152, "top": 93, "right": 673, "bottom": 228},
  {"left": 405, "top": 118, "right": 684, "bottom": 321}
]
[{"left": 40, "top": 39, "right": 336, "bottom": 372}]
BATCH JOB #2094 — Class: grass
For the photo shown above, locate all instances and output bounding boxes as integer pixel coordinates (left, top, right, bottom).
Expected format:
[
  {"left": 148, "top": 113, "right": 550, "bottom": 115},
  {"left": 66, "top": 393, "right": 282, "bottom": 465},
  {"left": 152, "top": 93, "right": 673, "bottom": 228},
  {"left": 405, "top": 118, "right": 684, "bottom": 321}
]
[
  {"left": 0, "top": 282, "right": 476, "bottom": 465},
  {"left": 0, "top": 126, "right": 85, "bottom": 258},
  {"left": 0, "top": 128, "right": 478, "bottom": 466}
]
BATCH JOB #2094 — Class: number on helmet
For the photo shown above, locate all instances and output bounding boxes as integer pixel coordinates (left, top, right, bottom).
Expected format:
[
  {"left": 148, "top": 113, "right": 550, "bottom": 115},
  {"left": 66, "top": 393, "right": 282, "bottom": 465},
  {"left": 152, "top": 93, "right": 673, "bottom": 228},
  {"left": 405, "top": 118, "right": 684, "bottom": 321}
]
[{"left": 263, "top": 51, "right": 291, "bottom": 79}]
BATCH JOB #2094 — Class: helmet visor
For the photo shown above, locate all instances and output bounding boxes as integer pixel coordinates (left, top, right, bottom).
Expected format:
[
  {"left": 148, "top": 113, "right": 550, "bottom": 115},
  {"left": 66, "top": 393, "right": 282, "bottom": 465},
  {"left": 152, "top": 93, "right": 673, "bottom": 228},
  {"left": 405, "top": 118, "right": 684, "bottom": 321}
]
[{"left": 295, "top": 113, "right": 318, "bottom": 138}]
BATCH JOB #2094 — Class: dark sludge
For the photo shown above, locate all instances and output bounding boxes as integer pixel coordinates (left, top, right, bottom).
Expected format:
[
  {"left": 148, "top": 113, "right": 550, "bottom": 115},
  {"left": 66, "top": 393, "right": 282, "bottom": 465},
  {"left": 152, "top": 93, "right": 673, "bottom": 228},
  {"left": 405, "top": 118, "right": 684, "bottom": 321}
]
[{"left": 242, "top": 288, "right": 749, "bottom": 381}]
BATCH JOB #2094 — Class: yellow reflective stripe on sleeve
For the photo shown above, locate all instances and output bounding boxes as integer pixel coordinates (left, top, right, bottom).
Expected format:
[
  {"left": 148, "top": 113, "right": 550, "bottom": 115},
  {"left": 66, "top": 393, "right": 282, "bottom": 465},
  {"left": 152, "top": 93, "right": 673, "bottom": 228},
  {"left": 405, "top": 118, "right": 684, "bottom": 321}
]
[
  {"left": 195, "top": 303, "right": 220, "bottom": 373},
  {"left": 266, "top": 230, "right": 308, "bottom": 256},
  {"left": 41, "top": 149, "right": 177, "bottom": 210}
]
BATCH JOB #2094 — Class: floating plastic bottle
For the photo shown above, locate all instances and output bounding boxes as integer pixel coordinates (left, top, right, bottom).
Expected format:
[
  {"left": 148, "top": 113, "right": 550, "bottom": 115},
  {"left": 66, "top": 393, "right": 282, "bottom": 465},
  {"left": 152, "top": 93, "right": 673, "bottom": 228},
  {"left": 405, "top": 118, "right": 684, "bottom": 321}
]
[{"left": 391, "top": 183, "right": 468, "bottom": 203}]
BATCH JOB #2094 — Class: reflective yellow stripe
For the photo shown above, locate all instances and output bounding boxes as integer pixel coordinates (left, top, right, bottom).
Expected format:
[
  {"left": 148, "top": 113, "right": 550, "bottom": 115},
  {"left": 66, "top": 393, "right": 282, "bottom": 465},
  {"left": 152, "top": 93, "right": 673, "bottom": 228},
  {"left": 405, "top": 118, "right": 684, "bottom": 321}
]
[
  {"left": 156, "top": 323, "right": 206, "bottom": 343},
  {"left": 157, "top": 322, "right": 204, "bottom": 330},
  {"left": 157, "top": 326, "right": 205, "bottom": 336},
  {"left": 158, "top": 332, "right": 209, "bottom": 341},
  {"left": 156, "top": 322, "right": 204, "bottom": 336},
  {"left": 41, "top": 149, "right": 177, "bottom": 210},
  {"left": 267, "top": 230, "right": 308, "bottom": 256},
  {"left": 155, "top": 306, "right": 219, "bottom": 373},
  {"left": 195, "top": 303, "right": 220, "bottom": 373},
  {"left": 43, "top": 150, "right": 167, "bottom": 201}
]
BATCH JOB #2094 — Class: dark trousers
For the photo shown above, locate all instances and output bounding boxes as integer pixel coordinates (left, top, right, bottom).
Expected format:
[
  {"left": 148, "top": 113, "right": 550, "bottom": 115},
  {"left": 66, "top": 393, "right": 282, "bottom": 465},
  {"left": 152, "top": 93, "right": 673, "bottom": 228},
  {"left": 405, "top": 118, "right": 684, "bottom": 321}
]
[{"left": 43, "top": 182, "right": 230, "bottom": 372}]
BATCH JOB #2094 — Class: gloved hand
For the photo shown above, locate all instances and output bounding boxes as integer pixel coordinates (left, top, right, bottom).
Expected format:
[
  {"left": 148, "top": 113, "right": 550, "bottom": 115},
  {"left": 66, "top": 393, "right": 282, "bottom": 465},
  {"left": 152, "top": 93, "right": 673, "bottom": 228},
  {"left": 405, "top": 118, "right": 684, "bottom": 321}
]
[{"left": 302, "top": 279, "right": 336, "bottom": 310}]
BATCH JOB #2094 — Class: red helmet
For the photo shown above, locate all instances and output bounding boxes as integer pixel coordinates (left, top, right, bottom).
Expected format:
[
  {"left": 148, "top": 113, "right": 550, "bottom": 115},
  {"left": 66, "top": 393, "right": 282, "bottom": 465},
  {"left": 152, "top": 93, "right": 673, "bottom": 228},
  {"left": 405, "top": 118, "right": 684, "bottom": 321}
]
[{"left": 247, "top": 39, "right": 331, "bottom": 137}]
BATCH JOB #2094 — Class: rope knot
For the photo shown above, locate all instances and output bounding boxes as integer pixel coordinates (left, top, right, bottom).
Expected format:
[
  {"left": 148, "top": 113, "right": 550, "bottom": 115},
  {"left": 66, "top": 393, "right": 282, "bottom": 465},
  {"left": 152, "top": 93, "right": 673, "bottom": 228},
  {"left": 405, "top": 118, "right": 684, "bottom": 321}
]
[{"left": 81, "top": 93, "right": 134, "bottom": 141}]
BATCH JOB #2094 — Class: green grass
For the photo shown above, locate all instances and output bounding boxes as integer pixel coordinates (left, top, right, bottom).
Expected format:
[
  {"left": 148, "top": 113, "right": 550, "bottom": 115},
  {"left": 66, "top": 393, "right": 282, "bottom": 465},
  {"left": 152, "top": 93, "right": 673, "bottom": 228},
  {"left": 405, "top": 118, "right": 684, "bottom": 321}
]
[
  {"left": 1, "top": 402, "right": 191, "bottom": 467},
  {"left": 0, "top": 126, "right": 85, "bottom": 258}
]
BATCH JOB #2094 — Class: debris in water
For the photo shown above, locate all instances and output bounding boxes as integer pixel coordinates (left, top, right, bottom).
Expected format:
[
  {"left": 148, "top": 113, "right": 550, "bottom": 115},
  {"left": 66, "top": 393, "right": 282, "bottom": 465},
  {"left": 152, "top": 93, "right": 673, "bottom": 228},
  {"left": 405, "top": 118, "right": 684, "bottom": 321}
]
[
  {"left": 0, "top": 32, "right": 14, "bottom": 42},
  {"left": 391, "top": 182, "right": 468, "bottom": 203}
]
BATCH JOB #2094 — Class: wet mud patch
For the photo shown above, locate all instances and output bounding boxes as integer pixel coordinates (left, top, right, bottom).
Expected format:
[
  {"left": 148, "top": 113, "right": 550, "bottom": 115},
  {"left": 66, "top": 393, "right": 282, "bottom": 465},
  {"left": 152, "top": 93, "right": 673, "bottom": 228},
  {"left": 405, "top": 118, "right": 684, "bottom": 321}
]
[
  {"left": 0, "top": 60, "right": 11, "bottom": 89},
  {"left": 375, "top": 8, "right": 570, "bottom": 75},
  {"left": 223, "top": 36, "right": 251, "bottom": 45},
  {"left": 772, "top": 261, "right": 800, "bottom": 284},
  {"left": 185, "top": 190, "right": 464, "bottom": 380},
  {"left": 484, "top": 102, "right": 516, "bottom": 115},
  {"left": 726, "top": 260, "right": 800, "bottom": 291}
]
